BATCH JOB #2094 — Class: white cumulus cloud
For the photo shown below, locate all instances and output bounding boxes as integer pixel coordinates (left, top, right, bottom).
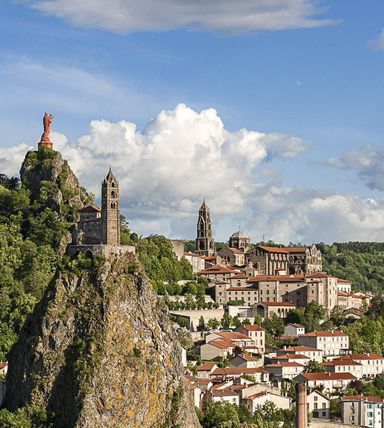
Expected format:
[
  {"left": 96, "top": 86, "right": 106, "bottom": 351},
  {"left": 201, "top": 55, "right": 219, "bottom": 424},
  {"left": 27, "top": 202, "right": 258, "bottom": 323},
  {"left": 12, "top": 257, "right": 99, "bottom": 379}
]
[
  {"left": 21, "top": 0, "right": 337, "bottom": 33},
  {"left": 3, "top": 103, "right": 384, "bottom": 244}
]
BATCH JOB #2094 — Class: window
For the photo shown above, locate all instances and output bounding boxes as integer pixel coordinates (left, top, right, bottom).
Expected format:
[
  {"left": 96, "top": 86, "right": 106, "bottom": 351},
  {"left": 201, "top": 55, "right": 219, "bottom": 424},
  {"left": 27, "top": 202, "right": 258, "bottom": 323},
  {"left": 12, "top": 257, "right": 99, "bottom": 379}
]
[{"left": 322, "top": 403, "right": 326, "bottom": 409}]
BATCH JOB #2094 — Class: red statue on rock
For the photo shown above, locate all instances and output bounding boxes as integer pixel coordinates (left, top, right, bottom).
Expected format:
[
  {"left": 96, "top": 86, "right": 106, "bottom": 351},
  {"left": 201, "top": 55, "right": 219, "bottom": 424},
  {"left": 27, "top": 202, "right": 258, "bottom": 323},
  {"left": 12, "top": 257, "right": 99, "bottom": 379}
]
[{"left": 38, "top": 112, "right": 54, "bottom": 149}]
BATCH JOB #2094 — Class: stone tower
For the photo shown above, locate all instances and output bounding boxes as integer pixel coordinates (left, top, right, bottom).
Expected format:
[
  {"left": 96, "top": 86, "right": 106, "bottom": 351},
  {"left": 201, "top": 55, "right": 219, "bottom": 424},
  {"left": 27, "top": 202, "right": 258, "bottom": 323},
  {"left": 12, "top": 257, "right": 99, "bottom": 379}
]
[
  {"left": 195, "top": 200, "right": 215, "bottom": 256},
  {"left": 102, "top": 168, "right": 120, "bottom": 245}
]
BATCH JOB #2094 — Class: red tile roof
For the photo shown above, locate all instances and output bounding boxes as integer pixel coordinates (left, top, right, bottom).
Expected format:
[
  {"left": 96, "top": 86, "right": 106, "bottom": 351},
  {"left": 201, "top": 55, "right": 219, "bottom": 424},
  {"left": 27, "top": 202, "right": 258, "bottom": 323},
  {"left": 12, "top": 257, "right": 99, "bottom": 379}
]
[
  {"left": 199, "top": 265, "right": 238, "bottom": 274},
  {"left": 265, "top": 362, "right": 304, "bottom": 368},
  {"left": 237, "top": 324, "right": 265, "bottom": 332},
  {"left": 337, "top": 279, "right": 352, "bottom": 284},
  {"left": 259, "top": 301, "right": 295, "bottom": 307},
  {"left": 233, "top": 354, "right": 258, "bottom": 361},
  {"left": 324, "top": 360, "right": 361, "bottom": 366},
  {"left": 207, "top": 340, "right": 235, "bottom": 349},
  {"left": 214, "top": 331, "right": 251, "bottom": 340},
  {"left": 284, "top": 346, "right": 321, "bottom": 352},
  {"left": 245, "top": 391, "right": 268, "bottom": 400},
  {"left": 341, "top": 396, "right": 383, "bottom": 403},
  {"left": 247, "top": 274, "right": 305, "bottom": 283},
  {"left": 335, "top": 353, "right": 384, "bottom": 361},
  {"left": 300, "top": 372, "right": 356, "bottom": 380},
  {"left": 197, "top": 363, "right": 216, "bottom": 371},
  {"left": 257, "top": 245, "right": 307, "bottom": 254},
  {"left": 300, "top": 330, "right": 348, "bottom": 337},
  {"left": 78, "top": 205, "right": 100, "bottom": 212},
  {"left": 275, "top": 354, "right": 309, "bottom": 360},
  {"left": 212, "top": 367, "right": 265, "bottom": 376}
]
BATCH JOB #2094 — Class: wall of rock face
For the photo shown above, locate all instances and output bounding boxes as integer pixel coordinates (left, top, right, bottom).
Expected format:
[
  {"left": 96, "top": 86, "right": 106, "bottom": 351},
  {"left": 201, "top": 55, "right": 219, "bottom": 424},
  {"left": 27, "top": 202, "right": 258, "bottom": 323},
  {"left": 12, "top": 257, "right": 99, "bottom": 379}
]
[{"left": 4, "top": 252, "right": 200, "bottom": 428}]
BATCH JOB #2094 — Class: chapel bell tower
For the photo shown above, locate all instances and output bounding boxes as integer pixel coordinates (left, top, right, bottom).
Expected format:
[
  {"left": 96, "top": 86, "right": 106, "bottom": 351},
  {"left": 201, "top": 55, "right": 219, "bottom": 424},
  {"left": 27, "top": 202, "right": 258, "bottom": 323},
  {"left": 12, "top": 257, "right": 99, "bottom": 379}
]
[{"left": 102, "top": 168, "right": 120, "bottom": 245}]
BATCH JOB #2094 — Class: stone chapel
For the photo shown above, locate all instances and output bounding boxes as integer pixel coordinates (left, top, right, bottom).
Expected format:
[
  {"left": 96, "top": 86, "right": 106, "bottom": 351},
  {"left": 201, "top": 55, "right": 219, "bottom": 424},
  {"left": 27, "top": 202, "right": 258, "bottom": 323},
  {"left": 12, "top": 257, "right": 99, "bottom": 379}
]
[{"left": 72, "top": 168, "right": 121, "bottom": 246}]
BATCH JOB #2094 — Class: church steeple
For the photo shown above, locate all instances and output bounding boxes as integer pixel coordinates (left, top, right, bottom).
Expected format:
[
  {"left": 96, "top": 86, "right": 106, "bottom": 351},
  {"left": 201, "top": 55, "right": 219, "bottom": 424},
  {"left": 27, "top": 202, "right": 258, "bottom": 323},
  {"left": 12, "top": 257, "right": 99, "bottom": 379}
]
[
  {"left": 101, "top": 169, "right": 120, "bottom": 245},
  {"left": 195, "top": 200, "right": 215, "bottom": 256}
]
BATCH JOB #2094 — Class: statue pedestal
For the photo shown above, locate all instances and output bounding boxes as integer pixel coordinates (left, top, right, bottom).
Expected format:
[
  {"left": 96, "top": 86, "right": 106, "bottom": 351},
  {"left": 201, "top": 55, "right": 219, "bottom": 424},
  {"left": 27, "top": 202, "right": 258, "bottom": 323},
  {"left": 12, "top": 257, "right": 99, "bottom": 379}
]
[{"left": 38, "top": 137, "right": 53, "bottom": 149}]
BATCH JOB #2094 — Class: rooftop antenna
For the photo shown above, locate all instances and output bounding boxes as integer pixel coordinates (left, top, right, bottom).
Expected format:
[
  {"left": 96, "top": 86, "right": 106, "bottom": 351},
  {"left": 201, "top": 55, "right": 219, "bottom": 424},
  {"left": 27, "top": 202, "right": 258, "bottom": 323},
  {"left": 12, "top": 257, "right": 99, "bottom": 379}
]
[{"left": 262, "top": 233, "right": 265, "bottom": 242}]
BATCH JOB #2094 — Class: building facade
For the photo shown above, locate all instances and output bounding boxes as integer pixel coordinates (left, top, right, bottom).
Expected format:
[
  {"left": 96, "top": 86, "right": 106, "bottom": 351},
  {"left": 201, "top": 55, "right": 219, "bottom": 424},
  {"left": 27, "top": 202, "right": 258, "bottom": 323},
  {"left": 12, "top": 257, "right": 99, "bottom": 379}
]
[{"left": 245, "top": 244, "right": 322, "bottom": 276}]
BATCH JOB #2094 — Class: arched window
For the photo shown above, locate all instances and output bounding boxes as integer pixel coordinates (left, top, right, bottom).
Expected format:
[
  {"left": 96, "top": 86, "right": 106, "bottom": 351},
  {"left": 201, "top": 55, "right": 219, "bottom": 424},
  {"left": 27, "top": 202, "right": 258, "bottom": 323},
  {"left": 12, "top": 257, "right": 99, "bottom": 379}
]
[
  {"left": 111, "top": 202, "right": 116, "bottom": 209},
  {"left": 111, "top": 182, "right": 115, "bottom": 188},
  {"left": 111, "top": 190, "right": 116, "bottom": 198}
]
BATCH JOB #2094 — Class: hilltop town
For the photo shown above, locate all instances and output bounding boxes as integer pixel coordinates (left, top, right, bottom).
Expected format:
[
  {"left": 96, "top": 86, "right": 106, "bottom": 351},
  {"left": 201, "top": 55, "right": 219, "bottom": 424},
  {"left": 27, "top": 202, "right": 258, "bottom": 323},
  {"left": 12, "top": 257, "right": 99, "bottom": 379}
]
[
  {"left": 0, "top": 117, "right": 383, "bottom": 428},
  {"left": 160, "top": 199, "right": 381, "bottom": 427}
]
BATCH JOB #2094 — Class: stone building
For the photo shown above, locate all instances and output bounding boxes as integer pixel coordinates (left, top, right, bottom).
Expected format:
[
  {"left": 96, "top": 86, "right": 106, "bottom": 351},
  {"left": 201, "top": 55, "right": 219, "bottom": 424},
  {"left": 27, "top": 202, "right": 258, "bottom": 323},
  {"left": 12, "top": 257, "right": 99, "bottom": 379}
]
[
  {"left": 212, "top": 273, "right": 338, "bottom": 316},
  {"left": 217, "top": 231, "right": 251, "bottom": 267},
  {"left": 195, "top": 200, "right": 215, "bottom": 256},
  {"left": 72, "top": 168, "right": 121, "bottom": 246},
  {"left": 245, "top": 244, "right": 322, "bottom": 276},
  {"left": 229, "top": 231, "right": 250, "bottom": 251}
]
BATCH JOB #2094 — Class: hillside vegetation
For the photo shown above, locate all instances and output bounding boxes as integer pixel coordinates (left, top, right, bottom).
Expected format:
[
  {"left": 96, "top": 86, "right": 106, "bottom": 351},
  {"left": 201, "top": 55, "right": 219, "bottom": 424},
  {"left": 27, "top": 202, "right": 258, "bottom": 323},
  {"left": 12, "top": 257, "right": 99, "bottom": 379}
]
[{"left": 318, "top": 242, "right": 384, "bottom": 293}]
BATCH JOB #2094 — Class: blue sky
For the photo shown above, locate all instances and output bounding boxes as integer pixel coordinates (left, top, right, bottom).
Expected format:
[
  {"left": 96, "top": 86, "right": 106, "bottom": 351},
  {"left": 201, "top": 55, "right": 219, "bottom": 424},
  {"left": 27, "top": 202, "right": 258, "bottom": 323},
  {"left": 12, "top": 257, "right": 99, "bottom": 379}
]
[{"left": 1, "top": 0, "right": 384, "bottom": 243}]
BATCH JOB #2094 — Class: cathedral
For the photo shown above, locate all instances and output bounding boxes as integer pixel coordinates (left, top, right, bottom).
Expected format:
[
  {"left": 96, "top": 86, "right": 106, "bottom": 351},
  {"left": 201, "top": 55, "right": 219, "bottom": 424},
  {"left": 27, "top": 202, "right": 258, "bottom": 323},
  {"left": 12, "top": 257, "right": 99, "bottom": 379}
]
[{"left": 72, "top": 168, "right": 121, "bottom": 246}]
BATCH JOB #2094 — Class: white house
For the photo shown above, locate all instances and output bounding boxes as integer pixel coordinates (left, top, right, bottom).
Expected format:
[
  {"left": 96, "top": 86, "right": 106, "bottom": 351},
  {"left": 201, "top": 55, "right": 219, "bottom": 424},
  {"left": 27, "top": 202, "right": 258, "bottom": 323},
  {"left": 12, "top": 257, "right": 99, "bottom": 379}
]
[
  {"left": 295, "top": 372, "right": 356, "bottom": 394},
  {"left": 229, "top": 354, "right": 261, "bottom": 369},
  {"left": 196, "top": 363, "right": 218, "bottom": 379},
  {"left": 235, "top": 324, "right": 265, "bottom": 354},
  {"left": 209, "top": 389, "right": 240, "bottom": 405},
  {"left": 200, "top": 340, "right": 235, "bottom": 360},
  {"left": 243, "top": 391, "right": 291, "bottom": 413},
  {"left": 323, "top": 358, "right": 363, "bottom": 379},
  {"left": 284, "top": 324, "right": 305, "bottom": 337},
  {"left": 278, "top": 345, "right": 323, "bottom": 362},
  {"left": 210, "top": 367, "right": 269, "bottom": 383},
  {"left": 307, "top": 390, "right": 331, "bottom": 419},
  {"left": 298, "top": 330, "right": 349, "bottom": 356},
  {"left": 333, "top": 354, "right": 384, "bottom": 379},
  {"left": 264, "top": 362, "right": 304, "bottom": 380}
]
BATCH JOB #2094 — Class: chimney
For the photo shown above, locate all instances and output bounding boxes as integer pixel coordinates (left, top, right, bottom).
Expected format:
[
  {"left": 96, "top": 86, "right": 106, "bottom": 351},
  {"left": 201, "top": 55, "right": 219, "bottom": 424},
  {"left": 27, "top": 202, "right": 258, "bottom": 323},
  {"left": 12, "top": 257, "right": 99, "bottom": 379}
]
[{"left": 296, "top": 383, "right": 307, "bottom": 428}]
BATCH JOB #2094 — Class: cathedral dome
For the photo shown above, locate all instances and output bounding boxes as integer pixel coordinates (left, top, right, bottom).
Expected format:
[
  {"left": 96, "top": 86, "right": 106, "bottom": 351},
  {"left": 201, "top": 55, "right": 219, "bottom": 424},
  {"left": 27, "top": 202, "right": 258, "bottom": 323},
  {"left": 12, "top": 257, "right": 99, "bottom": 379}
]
[{"left": 231, "top": 231, "right": 248, "bottom": 239}]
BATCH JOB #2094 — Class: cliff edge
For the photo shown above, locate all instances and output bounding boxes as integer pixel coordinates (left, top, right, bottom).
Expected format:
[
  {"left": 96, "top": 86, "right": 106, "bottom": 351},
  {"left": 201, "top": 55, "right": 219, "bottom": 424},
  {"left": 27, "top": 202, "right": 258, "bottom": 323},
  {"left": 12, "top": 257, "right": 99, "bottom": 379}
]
[{"left": 4, "top": 252, "right": 200, "bottom": 427}]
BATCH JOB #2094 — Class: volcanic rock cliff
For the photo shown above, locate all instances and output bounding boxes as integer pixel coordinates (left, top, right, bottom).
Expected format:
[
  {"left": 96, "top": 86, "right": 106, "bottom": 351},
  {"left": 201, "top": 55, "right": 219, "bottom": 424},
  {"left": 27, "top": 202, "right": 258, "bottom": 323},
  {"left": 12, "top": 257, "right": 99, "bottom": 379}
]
[
  {"left": 4, "top": 252, "right": 200, "bottom": 427},
  {"left": 4, "top": 147, "right": 200, "bottom": 427},
  {"left": 20, "top": 148, "right": 91, "bottom": 213}
]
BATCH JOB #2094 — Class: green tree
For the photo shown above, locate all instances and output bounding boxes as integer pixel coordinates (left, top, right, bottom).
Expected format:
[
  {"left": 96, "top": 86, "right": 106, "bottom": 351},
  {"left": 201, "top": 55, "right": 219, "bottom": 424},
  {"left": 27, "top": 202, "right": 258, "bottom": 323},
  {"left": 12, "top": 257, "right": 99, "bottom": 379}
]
[
  {"left": 200, "top": 400, "right": 240, "bottom": 428},
  {"left": 303, "top": 360, "right": 325, "bottom": 373},
  {"left": 207, "top": 318, "right": 220, "bottom": 330},
  {"left": 198, "top": 316, "right": 206, "bottom": 331},
  {"left": 178, "top": 330, "right": 193, "bottom": 350},
  {"left": 263, "top": 314, "right": 284, "bottom": 338},
  {"left": 221, "top": 313, "right": 233, "bottom": 329}
]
